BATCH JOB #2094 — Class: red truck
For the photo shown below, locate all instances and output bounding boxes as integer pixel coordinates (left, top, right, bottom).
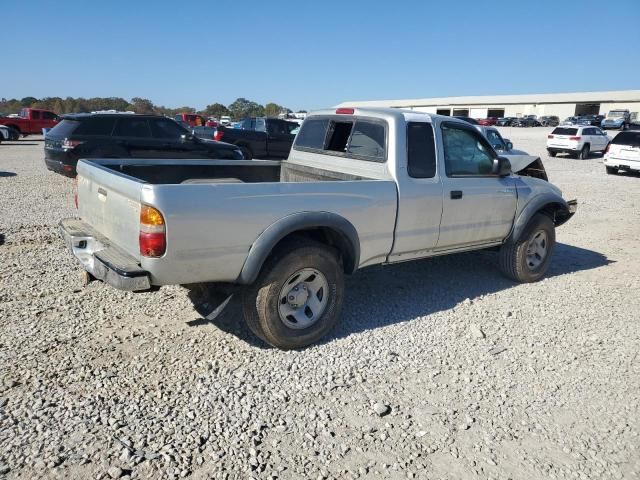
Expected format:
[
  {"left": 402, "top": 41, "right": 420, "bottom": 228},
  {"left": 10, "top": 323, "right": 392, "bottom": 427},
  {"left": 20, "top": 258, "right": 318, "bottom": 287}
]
[
  {"left": 0, "top": 108, "right": 60, "bottom": 136},
  {"left": 174, "top": 112, "right": 206, "bottom": 127}
]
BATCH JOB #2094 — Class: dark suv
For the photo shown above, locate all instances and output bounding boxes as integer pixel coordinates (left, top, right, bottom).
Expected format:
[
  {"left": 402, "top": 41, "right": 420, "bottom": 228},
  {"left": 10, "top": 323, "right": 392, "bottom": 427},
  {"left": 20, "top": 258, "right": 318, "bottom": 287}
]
[{"left": 44, "top": 113, "right": 244, "bottom": 176}]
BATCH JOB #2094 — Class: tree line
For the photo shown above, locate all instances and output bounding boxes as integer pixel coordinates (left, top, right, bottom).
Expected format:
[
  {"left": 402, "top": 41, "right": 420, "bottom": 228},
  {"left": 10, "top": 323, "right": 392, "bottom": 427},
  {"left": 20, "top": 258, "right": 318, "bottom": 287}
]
[{"left": 0, "top": 96, "right": 306, "bottom": 120}]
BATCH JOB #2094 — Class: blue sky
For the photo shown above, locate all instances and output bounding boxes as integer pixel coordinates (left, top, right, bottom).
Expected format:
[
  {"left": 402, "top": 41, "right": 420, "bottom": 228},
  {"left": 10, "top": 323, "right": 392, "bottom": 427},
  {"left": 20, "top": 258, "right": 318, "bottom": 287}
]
[{"left": 1, "top": 0, "right": 638, "bottom": 111}]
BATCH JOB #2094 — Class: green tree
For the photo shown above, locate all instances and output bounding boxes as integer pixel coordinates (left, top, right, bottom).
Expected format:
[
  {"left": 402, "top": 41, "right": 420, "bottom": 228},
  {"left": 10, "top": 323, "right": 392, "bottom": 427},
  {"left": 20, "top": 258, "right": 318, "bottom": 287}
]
[
  {"left": 264, "top": 102, "right": 285, "bottom": 118},
  {"left": 128, "top": 97, "right": 156, "bottom": 114},
  {"left": 228, "top": 97, "right": 265, "bottom": 120},
  {"left": 20, "top": 97, "right": 38, "bottom": 107},
  {"left": 202, "top": 102, "right": 230, "bottom": 119}
]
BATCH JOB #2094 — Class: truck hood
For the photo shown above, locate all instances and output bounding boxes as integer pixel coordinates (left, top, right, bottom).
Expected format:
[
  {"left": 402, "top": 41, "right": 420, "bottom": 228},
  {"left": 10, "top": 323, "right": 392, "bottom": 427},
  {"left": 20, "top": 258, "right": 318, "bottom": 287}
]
[
  {"left": 502, "top": 153, "right": 539, "bottom": 172},
  {"left": 502, "top": 153, "right": 549, "bottom": 181}
]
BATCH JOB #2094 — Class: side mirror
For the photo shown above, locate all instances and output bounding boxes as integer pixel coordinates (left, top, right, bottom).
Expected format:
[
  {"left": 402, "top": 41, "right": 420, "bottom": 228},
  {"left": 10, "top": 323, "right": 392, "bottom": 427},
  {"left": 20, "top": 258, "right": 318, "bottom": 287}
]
[
  {"left": 492, "top": 156, "right": 512, "bottom": 176},
  {"left": 505, "top": 140, "right": 513, "bottom": 150}
]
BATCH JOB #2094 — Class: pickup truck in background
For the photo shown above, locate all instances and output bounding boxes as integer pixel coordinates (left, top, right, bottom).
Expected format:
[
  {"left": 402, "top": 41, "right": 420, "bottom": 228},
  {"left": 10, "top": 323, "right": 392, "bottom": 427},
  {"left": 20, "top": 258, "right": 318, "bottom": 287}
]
[
  {"left": 60, "top": 107, "right": 577, "bottom": 349},
  {"left": 214, "top": 117, "right": 299, "bottom": 159},
  {"left": 0, "top": 108, "right": 60, "bottom": 136},
  {"left": 601, "top": 110, "right": 630, "bottom": 130},
  {"left": 174, "top": 113, "right": 205, "bottom": 127}
]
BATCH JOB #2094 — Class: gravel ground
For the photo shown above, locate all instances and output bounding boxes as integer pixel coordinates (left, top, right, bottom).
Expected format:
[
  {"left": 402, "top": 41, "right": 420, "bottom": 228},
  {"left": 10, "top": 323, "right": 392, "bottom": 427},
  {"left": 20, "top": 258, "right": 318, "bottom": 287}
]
[{"left": 0, "top": 130, "right": 638, "bottom": 480}]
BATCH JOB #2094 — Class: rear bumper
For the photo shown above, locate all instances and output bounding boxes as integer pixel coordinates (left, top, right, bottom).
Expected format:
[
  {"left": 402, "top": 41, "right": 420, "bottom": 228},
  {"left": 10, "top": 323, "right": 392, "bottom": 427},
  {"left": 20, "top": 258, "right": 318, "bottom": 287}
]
[
  {"left": 59, "top": 218, "right": 151, "bottom": 291},
  {"left": 44, "top": 148, "right": 77, "bottom": 176},
  {"left": 547, "top": 146, "right": 580, "bottom": 154},
  {"left": 604, "top": 156, "right": 640, "bottom": 171}
]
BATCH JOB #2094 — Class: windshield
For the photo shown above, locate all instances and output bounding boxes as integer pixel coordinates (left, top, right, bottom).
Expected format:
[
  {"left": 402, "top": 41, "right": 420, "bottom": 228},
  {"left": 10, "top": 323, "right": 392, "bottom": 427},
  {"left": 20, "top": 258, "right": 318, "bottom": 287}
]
[{"left": 608, "top": 111, "right": 626, "bottom": 119}]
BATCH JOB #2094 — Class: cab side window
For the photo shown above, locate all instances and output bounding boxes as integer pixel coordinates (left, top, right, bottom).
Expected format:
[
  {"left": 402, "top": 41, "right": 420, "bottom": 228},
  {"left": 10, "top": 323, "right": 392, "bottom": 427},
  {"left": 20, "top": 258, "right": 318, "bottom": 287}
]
[{"left": 441, "top": 124, "right": 495, "bottom": 176}]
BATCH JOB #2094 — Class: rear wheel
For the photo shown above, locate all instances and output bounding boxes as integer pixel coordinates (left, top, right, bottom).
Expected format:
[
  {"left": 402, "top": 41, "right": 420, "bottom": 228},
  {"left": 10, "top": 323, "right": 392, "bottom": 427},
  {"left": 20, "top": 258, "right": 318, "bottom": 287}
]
[
  {"left": 242, "top": 236, "right": 344, "bottom": 349},
  {"left": 606, "top": 166, "right": 618, "bottom": 175},
  {"left": 498, "top": 214, "right": 556, "bottom": 283},
  {"left": 578, "top": 144, "right": 590, "bottom": 160}
]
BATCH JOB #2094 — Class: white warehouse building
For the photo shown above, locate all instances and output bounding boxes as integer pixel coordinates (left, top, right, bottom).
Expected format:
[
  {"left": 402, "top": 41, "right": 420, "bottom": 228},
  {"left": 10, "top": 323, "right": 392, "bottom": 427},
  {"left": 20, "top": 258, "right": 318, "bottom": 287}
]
[{"left": 338, "top": 90, "right": 640, "bottom": 120}]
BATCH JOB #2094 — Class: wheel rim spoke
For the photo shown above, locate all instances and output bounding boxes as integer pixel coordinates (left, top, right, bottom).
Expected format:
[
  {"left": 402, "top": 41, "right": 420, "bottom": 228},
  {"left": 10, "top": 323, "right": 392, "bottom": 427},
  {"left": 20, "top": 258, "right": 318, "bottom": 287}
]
[{"left": 278, "top": 268, "right": 329, "bottom": 330}]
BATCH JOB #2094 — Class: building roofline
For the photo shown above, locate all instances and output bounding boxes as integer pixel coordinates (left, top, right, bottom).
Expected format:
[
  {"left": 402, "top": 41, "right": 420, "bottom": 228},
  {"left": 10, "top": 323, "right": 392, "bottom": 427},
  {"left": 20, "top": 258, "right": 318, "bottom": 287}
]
[{"left": 338, "top": 90, "right": 640, "bottom": 108}]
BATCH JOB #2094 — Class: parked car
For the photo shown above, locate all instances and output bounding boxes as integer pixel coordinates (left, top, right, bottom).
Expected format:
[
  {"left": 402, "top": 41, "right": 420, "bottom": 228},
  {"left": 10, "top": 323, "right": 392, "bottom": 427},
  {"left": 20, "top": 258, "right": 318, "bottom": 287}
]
[
  {"left": 513, "top": 117, "right": 542, "bottom": 127},
  {"left": 0, "top": 125, "right": 20, "bottom": 142},
  {"left": 0, "top": 108, "right": 60, "bottom": 136},
  {"left": 219, "top": 116, "right": 232, "bottom": 126},
  {"left": 538, "top": 116, "right": 560, "bottom": 127},
  {"left": 478, "top": 126, "right": 549, "bottom": 180},
  {"left": 191, "top": 125, "right": 218, "bottom": 140},
  {"left": 546, "top": 125, "right": 610, "bottom": 159},
  {"left": 477, "top": 117, "right": 498, "bottom": 126},
  {"left": 44, "top": 113, "right": 243, "bottom": 176},
  {"left": 205, "top": 118, "right": 218, "bottom": 127},
  {"left": 496, "top": 117, "right": 517, "bottom": 126},
  {"left": 601, "top": 110, "right": 631, "bottom": 130},
  {"left": 174, "top": 113, "right": 205, "bottom": 127},
  {"left": 60, "top": 107, "right": 576, "bottom": 349},
  {"left": 561, "top": 116, "right": 579, "bottom": 125},
  {"left": 453, "top": 116, "right": 479, "bottom": 125},
  {"left": 604, "top": 131, "right": 640, "bottom": 174},
  {"left": 214, "top": 117, "right": 299, "bottom": 159}
]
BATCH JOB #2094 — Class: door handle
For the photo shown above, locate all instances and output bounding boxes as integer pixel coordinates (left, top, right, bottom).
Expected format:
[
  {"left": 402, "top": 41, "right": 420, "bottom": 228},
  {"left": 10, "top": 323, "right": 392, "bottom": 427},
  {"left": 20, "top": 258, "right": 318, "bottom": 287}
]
[{"left": 450, "top": 190, "right": 463, "bottom": 200}]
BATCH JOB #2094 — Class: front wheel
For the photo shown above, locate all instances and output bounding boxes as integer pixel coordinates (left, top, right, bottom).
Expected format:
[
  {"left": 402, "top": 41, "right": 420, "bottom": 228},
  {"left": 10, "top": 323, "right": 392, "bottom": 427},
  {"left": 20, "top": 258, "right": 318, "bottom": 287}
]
[
  {"left": 242, "top": 236, "right": 344, "bottom": 349},
  {"left": 606, "top": 166, "right": 618, "bottom": 175},
  {"left": 498, "top": 214, "right": 556, "bottom": 283}
]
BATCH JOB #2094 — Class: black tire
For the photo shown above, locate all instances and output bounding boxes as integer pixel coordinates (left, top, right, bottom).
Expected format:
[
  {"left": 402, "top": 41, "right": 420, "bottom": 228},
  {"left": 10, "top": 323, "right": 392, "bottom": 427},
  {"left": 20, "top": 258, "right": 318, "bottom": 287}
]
[
  {"left": 239, "top": 145, "right": 253, "bottom": 160},
  {"left": 606, "top": 166, "right": 617, "bottom": 175},
  {"left": 578, "top": 144, "right": 590, "bottom": 160},
  {"left": 242, "top": 236, "right": 344, "bottom": 349},
  {"left": 8, "top": 127, "right": 20, "bottom": 141},
  {"left": 498, "top": 213, "right": 556, "bottom": 283},
  {"left": 548, "top": 151, "right": 557, "bottom": 157}
]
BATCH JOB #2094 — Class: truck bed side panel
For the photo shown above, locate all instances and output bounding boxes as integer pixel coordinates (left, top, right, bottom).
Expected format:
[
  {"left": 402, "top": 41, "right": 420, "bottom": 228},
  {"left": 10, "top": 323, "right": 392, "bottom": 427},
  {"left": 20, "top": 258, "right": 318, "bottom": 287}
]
[{"left": 141, "top": 181, "right": 397, "bottom": 285}]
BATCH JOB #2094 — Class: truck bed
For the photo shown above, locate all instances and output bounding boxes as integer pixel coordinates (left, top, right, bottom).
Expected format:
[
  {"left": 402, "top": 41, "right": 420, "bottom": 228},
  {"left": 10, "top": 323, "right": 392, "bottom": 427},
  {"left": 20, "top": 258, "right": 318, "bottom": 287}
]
[{"left": 76, "top": 158, "right": 397, "bottom": 286}]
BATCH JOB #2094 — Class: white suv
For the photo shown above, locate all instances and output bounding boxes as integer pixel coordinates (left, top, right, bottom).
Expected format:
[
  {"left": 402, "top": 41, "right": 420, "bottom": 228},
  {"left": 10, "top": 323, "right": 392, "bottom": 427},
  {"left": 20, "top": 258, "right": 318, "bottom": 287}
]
[
  {"left": 546, "top": 125, "right": 610, "bottom": 159},
  {"left": 604, "top": 131, "right": 640, "bottom": 174}
]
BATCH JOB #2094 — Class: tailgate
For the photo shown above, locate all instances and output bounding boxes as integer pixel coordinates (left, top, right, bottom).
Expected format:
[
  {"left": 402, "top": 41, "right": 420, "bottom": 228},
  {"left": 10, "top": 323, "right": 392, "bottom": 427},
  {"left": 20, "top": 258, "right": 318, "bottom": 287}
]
[{"left": 76, "top": 160, "right": 143, "bottom": 259}]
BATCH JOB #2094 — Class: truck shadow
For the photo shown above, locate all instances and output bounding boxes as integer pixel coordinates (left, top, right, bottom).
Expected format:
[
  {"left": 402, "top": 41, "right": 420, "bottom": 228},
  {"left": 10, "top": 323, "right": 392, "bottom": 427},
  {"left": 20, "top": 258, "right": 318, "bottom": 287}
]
[
  {"left": 0, "top": 171, "right": 17, "bottom": 177},
  {"left": 195, "top": 243, "right": 611, "bottom": 348}
]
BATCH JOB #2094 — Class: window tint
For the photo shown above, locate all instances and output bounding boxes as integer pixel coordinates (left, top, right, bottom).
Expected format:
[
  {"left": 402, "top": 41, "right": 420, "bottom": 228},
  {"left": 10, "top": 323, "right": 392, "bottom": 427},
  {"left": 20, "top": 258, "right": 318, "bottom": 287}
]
[
  {"left": 73, "top": 117, "right": 117, "bottom": 136},
  {"left": 267, "top": 120, "right": 289, "bottom": 136},
  {"left": 407, "top": 122, "right": 436, "bottom": 178},
  {"left": 582, "top": 128, "right": 595, "bottom": 135},
  {"left": 114, "top": 118, "right": 152, "bottom": 138},
  {"left": 611, "top": 131, "right": 640, "bottom": 146},
  {"left": 552, "top": 127, "right": 578, "bottom": 135},
  {"left": 347, "top": 120, "right": 385, "bottom": 161},
  {"left": 42, "top": 111, "right": 58, "bottom": 120},
  {"left": 442, "top": 124, "right": 494, "bottom": 176},
  {"left": 151, "top": 118, "right": 188, "bottom": 138},
  {"left": 295, "top": 118, "right": 329, "bottom": 149},
  {"left": 31, "top": 110, "right": 41, "bottom": 120},
  {"left": 285, "top": 121, "right": 299, "bottom": 134},
  {"left": 47, "top": 119, "right": 80, "bottom": 138},
  {"left": 241, "top": 119, "right": 255, "bottom": 130}
]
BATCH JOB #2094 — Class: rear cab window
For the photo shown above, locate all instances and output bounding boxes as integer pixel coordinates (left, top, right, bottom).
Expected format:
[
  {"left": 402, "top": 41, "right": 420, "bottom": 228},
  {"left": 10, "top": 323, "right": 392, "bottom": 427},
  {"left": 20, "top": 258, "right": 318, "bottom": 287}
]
[
  {"left": 407, "top": 122, "right": 436, "bottom": 178},
  {"left": 293, "top": 116, "right": 387, "bottom": 162}
]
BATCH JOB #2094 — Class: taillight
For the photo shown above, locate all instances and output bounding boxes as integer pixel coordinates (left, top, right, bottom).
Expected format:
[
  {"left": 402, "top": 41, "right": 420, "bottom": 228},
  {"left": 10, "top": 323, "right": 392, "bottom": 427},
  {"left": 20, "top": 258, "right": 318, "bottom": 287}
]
[
  {"left": 213, "top": 130, "right": 224, "bottom": 141},
  {"left": 569, "top": 136, "right": 581, "bottom": 141},
  {"left": 62, "top": 138, "right": 84, "bottom": 151},
  {"left": 139, "top": 205, "right": 166, "bottom": 257},
  {"left": 336, "top": 108, "right": 354, "bottom": 115},
  {"left": 547, "top": 134, "right": 554, "bottom": 139}
]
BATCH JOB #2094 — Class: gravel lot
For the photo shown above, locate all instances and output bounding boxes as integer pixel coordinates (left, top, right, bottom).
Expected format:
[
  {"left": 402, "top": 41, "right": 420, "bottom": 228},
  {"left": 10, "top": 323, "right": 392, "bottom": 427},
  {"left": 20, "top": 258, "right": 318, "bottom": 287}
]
[{"left": 1, "top": 129, "right": 639, "bottom": 480}]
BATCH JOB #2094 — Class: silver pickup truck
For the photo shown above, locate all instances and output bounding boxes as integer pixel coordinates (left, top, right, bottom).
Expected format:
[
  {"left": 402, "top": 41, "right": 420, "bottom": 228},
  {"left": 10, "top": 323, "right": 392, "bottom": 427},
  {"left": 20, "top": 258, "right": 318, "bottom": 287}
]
[{"left": 60, "top": 107, "right": 577, "bottom": 349}]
